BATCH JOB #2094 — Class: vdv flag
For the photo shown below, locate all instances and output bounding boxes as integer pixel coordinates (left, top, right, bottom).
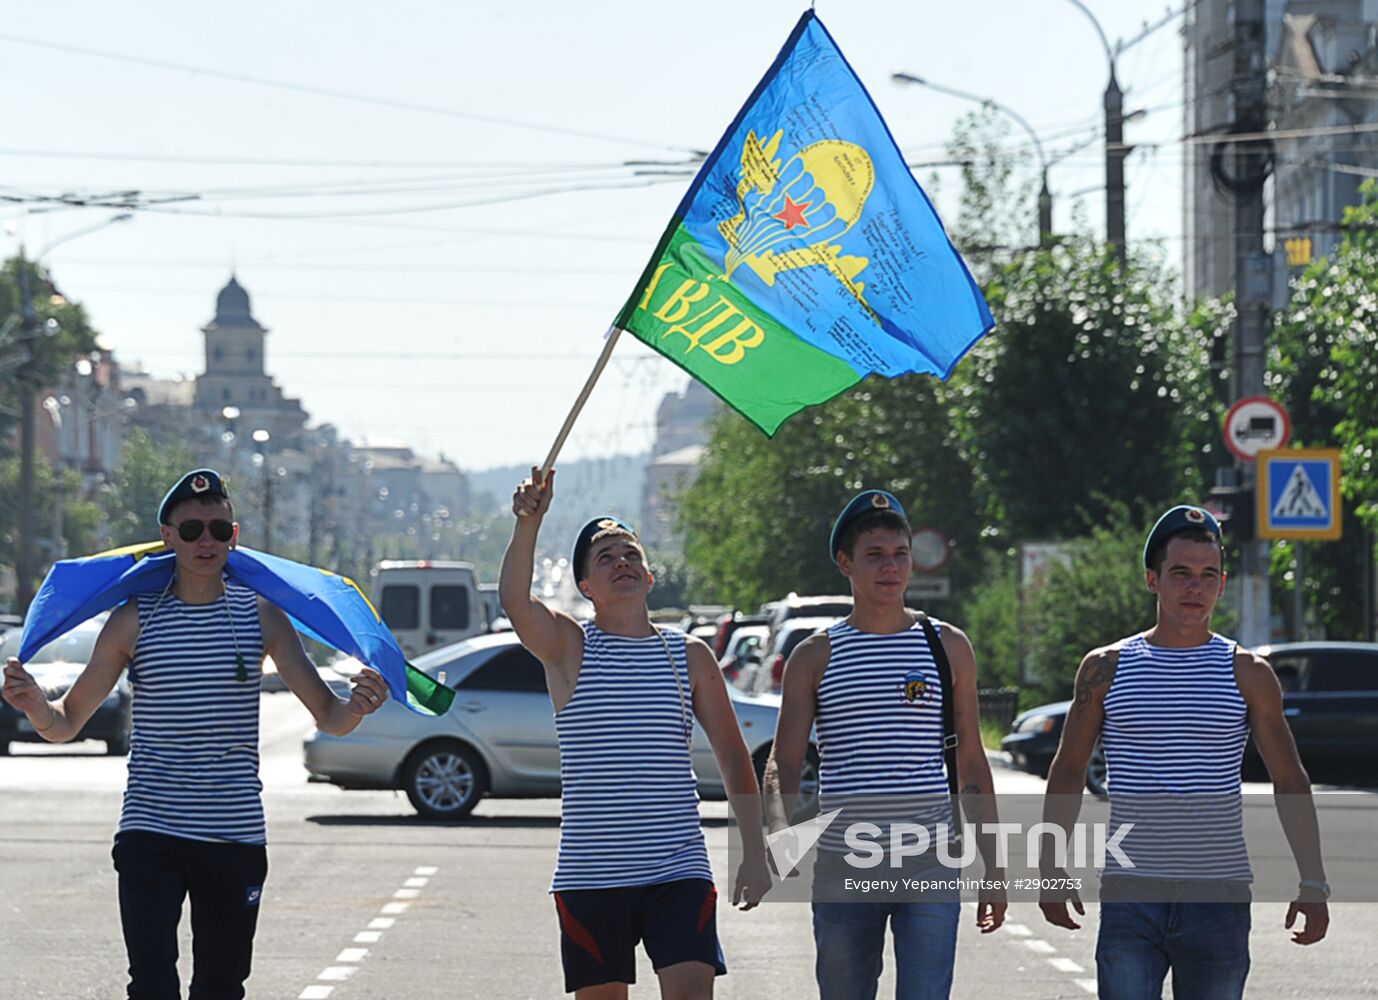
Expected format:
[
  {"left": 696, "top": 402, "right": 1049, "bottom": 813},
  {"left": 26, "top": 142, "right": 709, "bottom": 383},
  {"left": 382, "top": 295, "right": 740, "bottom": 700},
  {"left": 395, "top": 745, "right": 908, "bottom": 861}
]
[
  {"left": 18, "top": 542, "right": 454, "bottom": 716},
  {"left": 615, "top": 11, "right": 993, "bottom": 435}
]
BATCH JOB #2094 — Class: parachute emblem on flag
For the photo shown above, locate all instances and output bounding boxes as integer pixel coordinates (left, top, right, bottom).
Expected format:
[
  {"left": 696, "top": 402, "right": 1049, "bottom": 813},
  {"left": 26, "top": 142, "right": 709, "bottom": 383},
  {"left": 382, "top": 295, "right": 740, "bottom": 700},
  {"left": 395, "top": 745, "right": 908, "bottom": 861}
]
[{"left": 719, "top": 129, "right": 874, "bottom": 315}]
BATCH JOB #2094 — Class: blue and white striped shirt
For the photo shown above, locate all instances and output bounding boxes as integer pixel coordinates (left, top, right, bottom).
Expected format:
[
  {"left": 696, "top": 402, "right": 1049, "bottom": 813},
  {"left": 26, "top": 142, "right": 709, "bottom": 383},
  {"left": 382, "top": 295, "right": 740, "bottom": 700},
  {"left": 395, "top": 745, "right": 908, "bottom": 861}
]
[
  {"left": 1102, "top": 633, "right": 1251, "bottom": 881},
  {"left": 550, "top": 623, "right": 711, "bottom": 892},
  {"left": 815, "top": 619, "right": 953, "bottom": 854},
  {"left": 120, "top": 583, "right": 266, "bottom": 845}
]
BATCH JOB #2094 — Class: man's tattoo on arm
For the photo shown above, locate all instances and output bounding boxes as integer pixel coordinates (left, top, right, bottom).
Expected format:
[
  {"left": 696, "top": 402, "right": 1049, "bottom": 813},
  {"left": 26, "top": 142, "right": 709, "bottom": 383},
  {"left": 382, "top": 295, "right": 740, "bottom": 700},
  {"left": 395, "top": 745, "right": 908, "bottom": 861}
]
[{"left": 1072, "top": 658, "right": 1117, "bottom": 711}]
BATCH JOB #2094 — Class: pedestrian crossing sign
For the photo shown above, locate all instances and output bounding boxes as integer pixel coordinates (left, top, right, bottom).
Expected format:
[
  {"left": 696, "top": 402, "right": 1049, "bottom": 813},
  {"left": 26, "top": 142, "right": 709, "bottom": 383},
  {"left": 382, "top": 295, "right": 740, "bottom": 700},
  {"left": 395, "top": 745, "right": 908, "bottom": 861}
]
[{"left": 1256, "top": 449, "right": 1342, "bottom": 540}]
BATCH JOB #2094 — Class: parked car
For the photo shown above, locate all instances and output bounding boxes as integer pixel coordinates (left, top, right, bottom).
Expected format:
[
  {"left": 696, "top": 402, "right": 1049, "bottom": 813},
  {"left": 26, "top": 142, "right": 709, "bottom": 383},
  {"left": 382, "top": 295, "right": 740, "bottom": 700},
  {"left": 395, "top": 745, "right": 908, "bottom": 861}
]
[
  {"left": 304, "top": 631, "right": 820, "bottom": 820},
  {"left": 1253, "top": 641, "right": 1378, "bottom": 769},
  {"left": 737, "top": 616, "right": 843, "bottom": 696},
  {"left": 1001, "top": 701, "right": 1106, "bottom": 796},
  {"left": 0, "top": 615, "right": 132, "bottom": 756},
  {"left": 719, "top": 624, "right": 769, "bottom": 685},
  {"left": 710, "top": 611, "right": 770, "bottom": 660},
  {"left": 764, "top": 593, "right": 852, "bottom": 636}
]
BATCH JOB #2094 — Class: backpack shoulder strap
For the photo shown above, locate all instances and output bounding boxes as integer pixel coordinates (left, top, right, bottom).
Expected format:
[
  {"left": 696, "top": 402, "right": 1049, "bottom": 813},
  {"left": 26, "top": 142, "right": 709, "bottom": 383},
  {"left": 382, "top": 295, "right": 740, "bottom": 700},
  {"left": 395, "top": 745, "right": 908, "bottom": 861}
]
[{"left": 916, "top": 611, "right": 959, "bottom": 796}]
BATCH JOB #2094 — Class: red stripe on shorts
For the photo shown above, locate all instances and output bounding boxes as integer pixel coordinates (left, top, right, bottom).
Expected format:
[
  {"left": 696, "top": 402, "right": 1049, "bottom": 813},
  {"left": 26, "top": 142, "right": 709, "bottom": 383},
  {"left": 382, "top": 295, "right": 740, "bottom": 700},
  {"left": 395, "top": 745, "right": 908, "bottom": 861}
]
[
  {"left": 696, "top": 884, "right": 718, "bottom": 935},
  {"left": 554, "top": 893, "right": 604, "bottom": 964}
]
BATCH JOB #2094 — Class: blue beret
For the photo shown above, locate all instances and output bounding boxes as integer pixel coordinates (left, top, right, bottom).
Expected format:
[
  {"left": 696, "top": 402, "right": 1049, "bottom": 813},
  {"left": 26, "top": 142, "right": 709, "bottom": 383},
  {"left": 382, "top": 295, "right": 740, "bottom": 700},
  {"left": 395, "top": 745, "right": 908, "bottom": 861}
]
[
  {"left": 1143, "top": 505, "right": 1222, "bottom": 568},
  {"left": 573, "top": 515, "right": 638, "bottom": 581},
  {"left": 830, "top": 490, "right": 907, "bottom": 564},
  {"left": 158, "top": 469, "right": 230, "bottom": 525}
]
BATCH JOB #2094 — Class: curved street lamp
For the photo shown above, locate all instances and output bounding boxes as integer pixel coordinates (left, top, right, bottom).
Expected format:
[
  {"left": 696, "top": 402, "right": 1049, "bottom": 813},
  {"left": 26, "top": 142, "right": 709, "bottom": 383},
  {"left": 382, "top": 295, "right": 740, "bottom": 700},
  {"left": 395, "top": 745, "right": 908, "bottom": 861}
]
[{"left": 891, "top": 72, "right": 1053, "bottom": 244}]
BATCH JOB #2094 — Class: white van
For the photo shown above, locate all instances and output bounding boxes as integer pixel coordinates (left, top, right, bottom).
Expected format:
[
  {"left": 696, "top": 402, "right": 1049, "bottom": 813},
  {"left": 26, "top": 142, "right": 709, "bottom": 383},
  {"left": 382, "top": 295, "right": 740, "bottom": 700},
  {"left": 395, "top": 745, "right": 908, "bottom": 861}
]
[{"left": 370, "top": 561, "right": 485, "bottom": 659}]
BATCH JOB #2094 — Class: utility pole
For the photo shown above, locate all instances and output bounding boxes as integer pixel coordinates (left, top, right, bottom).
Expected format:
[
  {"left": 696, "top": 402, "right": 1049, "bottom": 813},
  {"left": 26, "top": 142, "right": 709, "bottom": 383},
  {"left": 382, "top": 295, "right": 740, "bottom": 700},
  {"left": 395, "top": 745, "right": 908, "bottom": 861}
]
[
  {"left": 1105, "top": 68, "right": 1128, "bottom": 264},
  {"left": 1232, "top": 0, "right": 1273, "bottom": 648},
  {"left": 16, "top": 256, "right": 38, "bottom": 615}
]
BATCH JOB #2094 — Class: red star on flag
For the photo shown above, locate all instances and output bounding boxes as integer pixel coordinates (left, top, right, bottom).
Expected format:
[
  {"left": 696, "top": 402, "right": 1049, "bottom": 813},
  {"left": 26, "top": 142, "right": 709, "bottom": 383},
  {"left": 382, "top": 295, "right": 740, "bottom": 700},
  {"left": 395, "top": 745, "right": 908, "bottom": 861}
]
[{"left": 773, "top": 196, "right": 810, "bottom": 230}]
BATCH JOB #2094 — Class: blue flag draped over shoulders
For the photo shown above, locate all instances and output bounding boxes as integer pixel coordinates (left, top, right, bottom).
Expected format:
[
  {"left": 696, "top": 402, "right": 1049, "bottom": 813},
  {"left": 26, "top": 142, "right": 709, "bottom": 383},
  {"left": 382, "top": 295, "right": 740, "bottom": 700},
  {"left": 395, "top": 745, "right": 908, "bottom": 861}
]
[{"left": 18, "top": 543, "right": 453, "bottom": 716}]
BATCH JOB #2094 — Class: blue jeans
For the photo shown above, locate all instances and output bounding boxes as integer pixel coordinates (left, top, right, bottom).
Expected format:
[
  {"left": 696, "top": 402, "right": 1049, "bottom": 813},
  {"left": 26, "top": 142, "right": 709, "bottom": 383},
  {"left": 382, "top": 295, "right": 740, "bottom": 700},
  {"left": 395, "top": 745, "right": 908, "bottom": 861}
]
[
  {"left": 1096, "top": 878, "right": 1251, "bottom": 1000},
  {"left": 811, "top": 854, "right": 960, "bottom": 1000}
]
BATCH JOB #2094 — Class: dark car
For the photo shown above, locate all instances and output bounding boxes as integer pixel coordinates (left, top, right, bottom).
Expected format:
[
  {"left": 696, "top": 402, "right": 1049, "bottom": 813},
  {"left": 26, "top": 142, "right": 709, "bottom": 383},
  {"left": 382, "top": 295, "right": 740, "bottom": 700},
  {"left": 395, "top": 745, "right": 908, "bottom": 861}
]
[
  {"left": 1001, "top": 701, "right": 1106, "bottom": 795},
  {"left": 1254, "top": 641, "right": 1378, "bottom": 769},
  {"left": 0, "top": 615, "right": 132, "bottom": 755}
]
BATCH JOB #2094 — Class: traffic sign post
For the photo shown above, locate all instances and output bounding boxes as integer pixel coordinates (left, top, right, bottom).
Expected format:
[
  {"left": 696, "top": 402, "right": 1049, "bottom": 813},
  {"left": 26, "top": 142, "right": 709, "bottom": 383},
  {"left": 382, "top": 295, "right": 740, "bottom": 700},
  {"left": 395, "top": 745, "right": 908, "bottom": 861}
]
[{"left": 1256, "top": 449, "right": 1342, "bottom": 541}]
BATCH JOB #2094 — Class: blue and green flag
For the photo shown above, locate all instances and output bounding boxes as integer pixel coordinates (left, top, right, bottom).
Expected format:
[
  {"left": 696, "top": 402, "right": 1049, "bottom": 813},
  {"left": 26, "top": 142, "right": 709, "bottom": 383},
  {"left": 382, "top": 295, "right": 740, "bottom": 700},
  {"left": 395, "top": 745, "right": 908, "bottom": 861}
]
[
  {"left": 19, "top": 543, "right": 453, "bottom": 716},
  {"left": 616, "top": 10, "right": 993, "bottom": 434}
]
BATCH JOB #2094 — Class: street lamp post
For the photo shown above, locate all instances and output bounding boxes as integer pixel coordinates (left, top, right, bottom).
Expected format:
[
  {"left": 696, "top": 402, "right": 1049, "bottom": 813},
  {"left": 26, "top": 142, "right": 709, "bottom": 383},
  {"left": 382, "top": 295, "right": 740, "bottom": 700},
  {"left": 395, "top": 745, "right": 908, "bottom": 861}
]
[
  {"left": 11, "top": 212, "right": 133, "bottom": 613},
  {"left": 892, "top": 72, "right": 1053, "bottom": 244},
  {"left": 1061, "top": 0, "right": 1159, "bottom": 266},
  {"left": 252, "top": 429, "right": 273, "bottom": 552}
]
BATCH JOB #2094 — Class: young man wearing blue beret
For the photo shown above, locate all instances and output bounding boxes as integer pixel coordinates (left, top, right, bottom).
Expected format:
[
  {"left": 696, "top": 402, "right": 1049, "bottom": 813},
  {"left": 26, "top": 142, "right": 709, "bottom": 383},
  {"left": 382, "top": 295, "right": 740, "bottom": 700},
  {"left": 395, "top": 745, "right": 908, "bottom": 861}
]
[
  {"left": 499, "top": 467, "right": 772, "bottom": 1000},
  {"left": 1, "top": 468, "right": 389, "bottom": 1000},
  {"left": 765, "top": 489, "right": 1007, "bottom": 1000},
  {"left": 1037, "top": 505, "right": 1330, "bottom": 998}
]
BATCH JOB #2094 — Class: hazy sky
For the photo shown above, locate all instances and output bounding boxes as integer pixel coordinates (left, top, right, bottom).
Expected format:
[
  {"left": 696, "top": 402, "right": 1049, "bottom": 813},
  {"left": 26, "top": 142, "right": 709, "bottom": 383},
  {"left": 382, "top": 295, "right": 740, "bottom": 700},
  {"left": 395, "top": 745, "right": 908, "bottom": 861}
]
[{"left": 1, "top": 1, "right": 1188, "bottom": 471}]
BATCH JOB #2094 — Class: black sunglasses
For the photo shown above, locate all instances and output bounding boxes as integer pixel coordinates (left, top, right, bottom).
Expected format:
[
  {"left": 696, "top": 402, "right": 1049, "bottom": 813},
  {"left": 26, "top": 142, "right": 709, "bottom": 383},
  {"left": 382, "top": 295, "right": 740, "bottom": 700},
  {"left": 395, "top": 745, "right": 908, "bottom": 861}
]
[{"left": 175, "top": 519, "right": 235, "bottom": 543}]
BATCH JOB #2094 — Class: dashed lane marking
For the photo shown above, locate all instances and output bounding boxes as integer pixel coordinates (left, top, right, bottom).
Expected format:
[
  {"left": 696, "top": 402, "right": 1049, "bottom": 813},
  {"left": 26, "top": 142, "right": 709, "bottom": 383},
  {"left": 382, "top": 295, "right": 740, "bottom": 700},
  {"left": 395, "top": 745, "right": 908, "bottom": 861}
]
[{"left": 296, "top": 866, "right": 436, "bottom": 1000}]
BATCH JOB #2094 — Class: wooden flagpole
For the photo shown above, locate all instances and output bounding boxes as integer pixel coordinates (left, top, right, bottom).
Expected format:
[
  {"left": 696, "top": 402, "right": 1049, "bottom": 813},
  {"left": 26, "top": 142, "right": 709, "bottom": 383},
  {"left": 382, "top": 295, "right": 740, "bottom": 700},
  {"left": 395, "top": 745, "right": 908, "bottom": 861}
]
[{"left": 535, "top": 326, "right": 623, "bottom": 487}]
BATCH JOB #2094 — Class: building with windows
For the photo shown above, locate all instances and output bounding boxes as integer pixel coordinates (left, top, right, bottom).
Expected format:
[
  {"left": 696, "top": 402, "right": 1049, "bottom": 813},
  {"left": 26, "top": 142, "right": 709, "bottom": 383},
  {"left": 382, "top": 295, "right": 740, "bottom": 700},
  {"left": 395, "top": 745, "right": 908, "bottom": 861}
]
[{"left": 1183, "top": 0, "right": 1377, "bottom": 303}]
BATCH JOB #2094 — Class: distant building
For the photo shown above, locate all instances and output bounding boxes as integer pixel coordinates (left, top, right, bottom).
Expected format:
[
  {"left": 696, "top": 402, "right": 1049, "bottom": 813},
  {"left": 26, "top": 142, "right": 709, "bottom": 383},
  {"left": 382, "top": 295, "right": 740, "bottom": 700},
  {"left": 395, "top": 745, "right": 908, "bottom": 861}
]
[
  {"left": 1272, "top": 5, "right": 1378, "bottom": 286},
  {"left": 193, "top": 276, "right": 307, "bottom": 445},
  {"left": 641, "top": 382, "right": 722, "bottom": 553},
  {"left": 1183, "top": 0, "right": 1377, "bottom": 304}
]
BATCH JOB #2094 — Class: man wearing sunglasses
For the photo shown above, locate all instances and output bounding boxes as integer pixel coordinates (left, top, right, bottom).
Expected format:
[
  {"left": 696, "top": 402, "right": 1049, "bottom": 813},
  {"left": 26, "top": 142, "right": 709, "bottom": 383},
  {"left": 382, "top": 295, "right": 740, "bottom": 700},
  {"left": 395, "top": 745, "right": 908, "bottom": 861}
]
[{"left": 1, "top": 468, "right": 389, "bottom": 1000}]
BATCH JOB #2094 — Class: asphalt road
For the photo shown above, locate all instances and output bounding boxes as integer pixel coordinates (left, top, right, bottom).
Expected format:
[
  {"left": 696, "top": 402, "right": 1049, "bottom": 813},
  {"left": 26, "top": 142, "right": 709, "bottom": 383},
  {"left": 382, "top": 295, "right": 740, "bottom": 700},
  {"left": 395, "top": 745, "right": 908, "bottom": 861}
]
[{"left": 1, "top": 692, "right": 1376, "bottom": 999}]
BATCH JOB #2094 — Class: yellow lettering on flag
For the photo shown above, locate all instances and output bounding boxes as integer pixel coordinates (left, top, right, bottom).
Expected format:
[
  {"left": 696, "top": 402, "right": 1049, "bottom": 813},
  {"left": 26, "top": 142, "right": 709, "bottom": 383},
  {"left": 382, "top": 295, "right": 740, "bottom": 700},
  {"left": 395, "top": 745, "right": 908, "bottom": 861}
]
[
  {"left": 637, "top": 262, "right": 675, "bottom": 312},
  {"left": 660, "top": 294, "right": 765, "bottom": 365},
  {"left": 653, "top": 279, "right": 712, "bottom": 324}
]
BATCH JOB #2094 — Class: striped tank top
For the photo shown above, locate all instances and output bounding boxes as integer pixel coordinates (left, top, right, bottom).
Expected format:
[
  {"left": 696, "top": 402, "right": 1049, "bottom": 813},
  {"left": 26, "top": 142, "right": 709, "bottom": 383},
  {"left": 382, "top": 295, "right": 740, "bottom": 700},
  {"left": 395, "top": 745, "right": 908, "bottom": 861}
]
[
  {"left": 815, "top": 619, "right": 953, "bottom": 855},
  {"left": 120, "top": 583, "right": 266, "bottom": 845},
  {"left": 550, "top": 623, "right": 711, "bottom": 892},
  {"left": 1101, "top": 633, "right": 1251, "bottom": 881}
]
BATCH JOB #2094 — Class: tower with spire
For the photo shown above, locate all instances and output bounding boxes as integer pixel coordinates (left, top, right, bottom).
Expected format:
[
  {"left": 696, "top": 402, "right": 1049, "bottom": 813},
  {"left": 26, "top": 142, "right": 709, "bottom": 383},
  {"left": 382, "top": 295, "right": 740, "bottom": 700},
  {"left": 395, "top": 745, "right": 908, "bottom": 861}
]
[{"left": 193, "top": 275, "right": 307, "bottom": 443}]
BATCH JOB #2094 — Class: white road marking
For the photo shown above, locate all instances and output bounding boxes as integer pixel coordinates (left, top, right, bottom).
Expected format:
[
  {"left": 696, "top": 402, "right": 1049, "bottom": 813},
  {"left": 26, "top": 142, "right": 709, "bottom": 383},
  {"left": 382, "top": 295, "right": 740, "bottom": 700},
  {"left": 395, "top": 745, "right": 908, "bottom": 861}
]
[
  {"left": 1023, "top": 939, "right": 1057, "bottom": 954},
  {"left": 1075, "top": 978, "right": 1099, "bottom": 994},
  {"left": 1049, "top": 957, "right": 1085, "bottom": 973},
  {"left": 298, "top": 867, "right": 437, "bottom": 999},
  {"left": 1004, "top": 923, "right": 1033, "bottom": 936}
]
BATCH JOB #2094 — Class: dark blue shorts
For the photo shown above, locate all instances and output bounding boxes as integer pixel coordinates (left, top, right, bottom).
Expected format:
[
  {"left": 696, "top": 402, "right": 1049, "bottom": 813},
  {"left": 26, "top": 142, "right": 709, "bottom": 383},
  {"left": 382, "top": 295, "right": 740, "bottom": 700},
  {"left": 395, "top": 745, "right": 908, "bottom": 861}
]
[{"left": 552, "top": 878, "right": 726, "bottom": 992}]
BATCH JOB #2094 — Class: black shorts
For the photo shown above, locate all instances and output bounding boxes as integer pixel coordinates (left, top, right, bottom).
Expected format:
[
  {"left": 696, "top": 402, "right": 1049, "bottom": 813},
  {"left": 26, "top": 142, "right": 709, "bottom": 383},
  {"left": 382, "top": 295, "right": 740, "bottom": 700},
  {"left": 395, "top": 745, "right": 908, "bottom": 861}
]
[{"left": 553, "top": 878, "right": 726, "bottom": 992}]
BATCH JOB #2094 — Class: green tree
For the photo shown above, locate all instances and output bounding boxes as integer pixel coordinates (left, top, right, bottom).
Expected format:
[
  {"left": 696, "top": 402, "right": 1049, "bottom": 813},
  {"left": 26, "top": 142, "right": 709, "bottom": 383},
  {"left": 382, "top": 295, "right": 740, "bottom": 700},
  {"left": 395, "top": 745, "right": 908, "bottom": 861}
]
[
  {"left": 0, "top": 457, "right": 104, "bottom": 597},
  {"left": 1267, "top": 180, "right": 1378, "bottom": 637},
  {"left": 952, "top": 239, "right": 1211, "bottom": 545},
  {"left": 105, "top": 428, "right": 198, "bottom": 547},
  {"left": 0, "top": 258, "right": 101, "bottom": 447},
  {"left": 680, "top": 373, "right": 982, "bottom": 611}
]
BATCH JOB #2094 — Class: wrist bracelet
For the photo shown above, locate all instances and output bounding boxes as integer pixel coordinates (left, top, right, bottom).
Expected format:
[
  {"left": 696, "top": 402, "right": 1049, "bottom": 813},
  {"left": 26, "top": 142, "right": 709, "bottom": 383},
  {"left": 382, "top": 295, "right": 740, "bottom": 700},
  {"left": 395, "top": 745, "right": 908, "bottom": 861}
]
[{"left": 1298, "top": 879, "right": 1331, "bottom": 899}]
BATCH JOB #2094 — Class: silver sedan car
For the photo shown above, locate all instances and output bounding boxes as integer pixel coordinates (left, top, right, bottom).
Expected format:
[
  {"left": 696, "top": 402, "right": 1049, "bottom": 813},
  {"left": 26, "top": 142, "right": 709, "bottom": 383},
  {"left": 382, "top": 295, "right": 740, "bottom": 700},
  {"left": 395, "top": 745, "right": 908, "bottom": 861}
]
[{"left": 304, "top": 631, "right": 819, "bottom": 819}]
